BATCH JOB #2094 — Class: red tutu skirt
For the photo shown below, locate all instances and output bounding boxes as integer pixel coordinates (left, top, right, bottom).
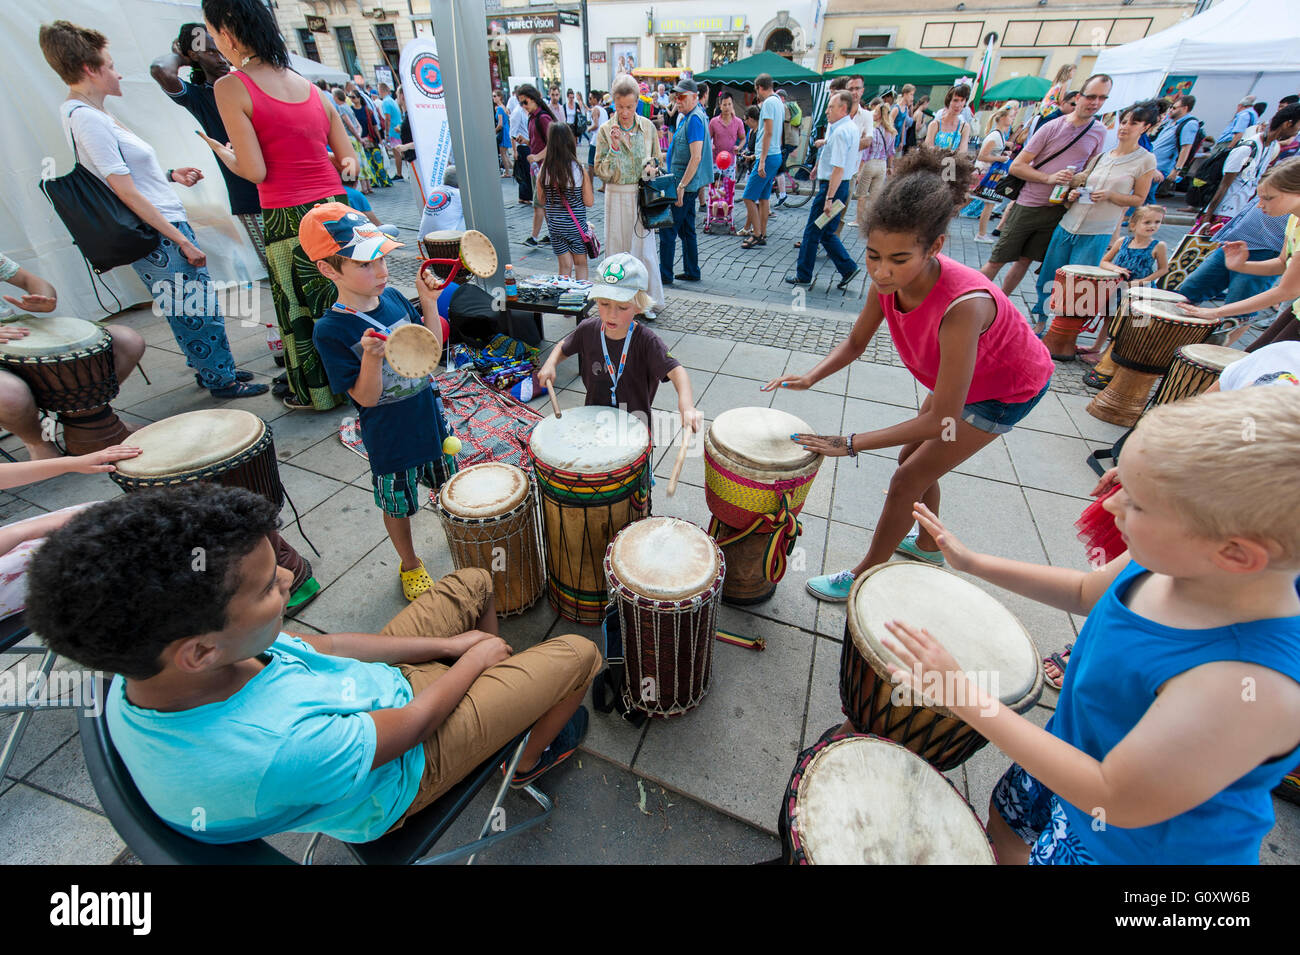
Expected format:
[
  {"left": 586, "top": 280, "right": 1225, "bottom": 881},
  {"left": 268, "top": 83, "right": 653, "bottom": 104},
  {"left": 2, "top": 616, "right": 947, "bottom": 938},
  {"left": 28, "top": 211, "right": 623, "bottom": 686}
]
[{"left": 1075, "top": 484, "right": 1124, "bottom": 566}]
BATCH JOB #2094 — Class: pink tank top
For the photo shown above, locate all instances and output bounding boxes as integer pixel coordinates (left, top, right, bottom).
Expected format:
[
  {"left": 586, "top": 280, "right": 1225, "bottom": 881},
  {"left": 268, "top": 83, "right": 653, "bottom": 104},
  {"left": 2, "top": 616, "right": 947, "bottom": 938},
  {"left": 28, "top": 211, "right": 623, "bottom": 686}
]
[
  {"left": 232, "top": 72, "right": 344, "bottom": 209},
  {"left": 880, "top": 255, "right": 1054, "bottom": 404}
]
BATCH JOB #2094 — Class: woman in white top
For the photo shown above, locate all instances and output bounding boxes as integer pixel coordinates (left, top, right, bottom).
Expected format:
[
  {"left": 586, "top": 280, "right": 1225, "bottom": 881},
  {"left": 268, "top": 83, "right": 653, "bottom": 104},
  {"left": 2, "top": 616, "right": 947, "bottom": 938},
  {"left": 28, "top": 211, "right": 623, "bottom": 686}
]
[
  {"left": 38, "top": 21, "right": 264, "bottom": 399},
  {"left": 974, "top": 105, "right": 1015, "bottom": 243},
  {"left": 1032, "top": 101, "right": 1160, "bottom": 332},
  {"left": 587, "top": 90, "right": 608, "bottom": 190}
]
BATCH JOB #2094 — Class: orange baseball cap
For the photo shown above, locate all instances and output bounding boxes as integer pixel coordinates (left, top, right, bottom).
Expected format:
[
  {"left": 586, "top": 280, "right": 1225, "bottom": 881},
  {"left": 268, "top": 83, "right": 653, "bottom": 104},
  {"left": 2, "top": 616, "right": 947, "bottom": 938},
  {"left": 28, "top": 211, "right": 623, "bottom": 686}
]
[{"left": 299, "top": 201, "right": 403, "bottom": 261}]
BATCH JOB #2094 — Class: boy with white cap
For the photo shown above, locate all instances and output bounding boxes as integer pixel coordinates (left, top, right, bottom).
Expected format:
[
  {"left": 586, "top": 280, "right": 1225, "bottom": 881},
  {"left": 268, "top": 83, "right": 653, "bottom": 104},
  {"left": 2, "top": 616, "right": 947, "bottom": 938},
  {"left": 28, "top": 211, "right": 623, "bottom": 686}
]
[{"left": 537, "top": 252, "right": 701, "bottom": 434}]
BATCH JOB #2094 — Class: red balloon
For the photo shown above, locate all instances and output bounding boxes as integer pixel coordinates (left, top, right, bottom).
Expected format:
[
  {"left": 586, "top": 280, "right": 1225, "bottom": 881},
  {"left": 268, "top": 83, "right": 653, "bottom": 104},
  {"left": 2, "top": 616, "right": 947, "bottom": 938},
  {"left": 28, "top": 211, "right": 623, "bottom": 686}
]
[{"left": 716, "top": 150, "right": 733, "bottom": 170}]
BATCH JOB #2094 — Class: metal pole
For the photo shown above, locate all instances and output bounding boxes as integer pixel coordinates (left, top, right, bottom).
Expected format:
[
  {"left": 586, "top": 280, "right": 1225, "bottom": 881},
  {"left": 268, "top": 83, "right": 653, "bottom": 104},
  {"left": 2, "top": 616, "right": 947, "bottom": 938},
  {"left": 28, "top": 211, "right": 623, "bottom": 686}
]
[
  {"left": 429, "top": 0, "right": 509, "bottom": 284},
  {"left": 581, "top": 0, "right": 590, "bottom": 94}
]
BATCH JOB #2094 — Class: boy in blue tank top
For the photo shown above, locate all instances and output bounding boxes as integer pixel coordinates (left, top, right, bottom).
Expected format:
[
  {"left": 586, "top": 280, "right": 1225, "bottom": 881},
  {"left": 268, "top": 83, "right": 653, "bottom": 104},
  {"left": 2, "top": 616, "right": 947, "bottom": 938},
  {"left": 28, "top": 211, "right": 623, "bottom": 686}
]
[{"left": 886, "top": 387, "right": 1300, "bottom": 864}]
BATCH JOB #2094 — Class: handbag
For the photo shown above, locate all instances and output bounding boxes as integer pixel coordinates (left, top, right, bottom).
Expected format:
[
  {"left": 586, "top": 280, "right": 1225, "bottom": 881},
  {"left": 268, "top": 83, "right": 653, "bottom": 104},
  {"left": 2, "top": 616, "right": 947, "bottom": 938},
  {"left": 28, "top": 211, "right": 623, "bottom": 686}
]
[
  {"left": 639, "top": 172, "right": 677, "bottom": 230},
  {"left": 39, "top": 105, "right": 160, "bottom": 273},
  {"left": 994, "top": 118, "right": 1096, "bottom": 202},
  {"left": 976, "top": 160, "right": 1010, "bottom": 201},
  {"left": 561, "top": 194, "right": 601, "bottom": 260}
]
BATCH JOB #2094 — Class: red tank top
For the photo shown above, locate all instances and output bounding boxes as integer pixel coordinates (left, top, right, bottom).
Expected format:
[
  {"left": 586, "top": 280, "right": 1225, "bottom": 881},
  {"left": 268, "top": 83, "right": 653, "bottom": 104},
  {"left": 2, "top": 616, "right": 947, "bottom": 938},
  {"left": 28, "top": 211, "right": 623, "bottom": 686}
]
[
  {"left": 880, "top": 255, "right": 1054, "bottom": 404},
  {"left": 232, "top": 72, "right": 344, "bottom": 209}
]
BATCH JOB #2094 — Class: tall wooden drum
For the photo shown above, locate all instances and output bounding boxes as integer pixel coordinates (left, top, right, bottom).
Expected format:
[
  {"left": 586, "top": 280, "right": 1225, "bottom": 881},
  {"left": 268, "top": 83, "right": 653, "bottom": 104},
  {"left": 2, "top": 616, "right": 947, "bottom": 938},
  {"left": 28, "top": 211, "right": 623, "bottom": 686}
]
[
  {"left": 436, "top": 462, "right": 544, "bottom": 617},
  {"left": 0, "top": 316, "right": 129, "bottom": 454},
  {"left": 840, "top": 561, "right": 1042, "bottom": 771},
  {"left": 1149, "top": 344, "right": 1245, "bottom": 409},
  {"left": 604, "top": 517, "right": 725, "bottom": 717},
  {"left": 1042, "top": 264, "right": 1122, "bottom": 361},
  {"left": 704, "top": 407, "right": 823, "bottom": 605},
  {"left": 530, "top": 405, "right": 652, "bottom": 623},
  {"left": 1091, "top": 287, "right": 1188, "bottom": 381},
  {"left": 779, "top": 734, "right": 996, "bottom": 865}
]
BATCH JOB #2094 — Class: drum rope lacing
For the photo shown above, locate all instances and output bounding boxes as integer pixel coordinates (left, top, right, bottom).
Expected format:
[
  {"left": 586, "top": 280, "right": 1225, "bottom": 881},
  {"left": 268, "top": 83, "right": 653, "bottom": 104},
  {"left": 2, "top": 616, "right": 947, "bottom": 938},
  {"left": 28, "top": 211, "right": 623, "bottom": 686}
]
[{"left": 707, "top": 491, "right": 801, "bottom": 586}]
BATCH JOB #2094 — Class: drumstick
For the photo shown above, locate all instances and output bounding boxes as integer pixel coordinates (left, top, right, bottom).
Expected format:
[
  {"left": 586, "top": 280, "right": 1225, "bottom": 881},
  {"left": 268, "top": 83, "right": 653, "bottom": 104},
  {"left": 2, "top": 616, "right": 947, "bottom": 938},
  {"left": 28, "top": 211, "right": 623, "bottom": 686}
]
[
  {"left": 666, "top": 429, "right": 692, "bottom": 496},
  {"left": 548, "top": 388, "right": 562, "bottom": 418}
]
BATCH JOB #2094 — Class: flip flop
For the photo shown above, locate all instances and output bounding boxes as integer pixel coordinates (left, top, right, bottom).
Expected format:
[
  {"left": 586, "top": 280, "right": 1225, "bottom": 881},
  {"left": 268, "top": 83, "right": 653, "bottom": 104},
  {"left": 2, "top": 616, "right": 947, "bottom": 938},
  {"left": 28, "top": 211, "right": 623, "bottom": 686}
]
[{"left": 1043, "top": 643, "right": 1073, "bottom": 690}]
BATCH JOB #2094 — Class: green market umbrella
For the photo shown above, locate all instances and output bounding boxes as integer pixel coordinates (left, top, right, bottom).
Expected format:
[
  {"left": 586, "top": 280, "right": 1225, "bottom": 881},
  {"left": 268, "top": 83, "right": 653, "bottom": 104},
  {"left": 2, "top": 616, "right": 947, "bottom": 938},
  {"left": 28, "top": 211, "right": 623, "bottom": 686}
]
[
  {"left": 696, "top": 50, "right": 825, "bottom": 86},
  {"left": 979, "top": 75, "right": 1051, "bottom": 104},
  {"left": 824, "top": 49, "right": 969, "bottom": 86}
]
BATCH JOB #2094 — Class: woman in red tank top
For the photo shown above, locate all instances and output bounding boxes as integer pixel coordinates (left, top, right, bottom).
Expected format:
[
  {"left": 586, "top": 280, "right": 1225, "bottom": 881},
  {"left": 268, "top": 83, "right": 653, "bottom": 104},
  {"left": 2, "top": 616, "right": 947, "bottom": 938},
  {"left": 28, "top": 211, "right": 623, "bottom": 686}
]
[
  {"left": 201, "top": 0, "right": 358, "bottom": 411},
  {"left": 763, "top": 148, "right": 1054, "bottom": 608}
]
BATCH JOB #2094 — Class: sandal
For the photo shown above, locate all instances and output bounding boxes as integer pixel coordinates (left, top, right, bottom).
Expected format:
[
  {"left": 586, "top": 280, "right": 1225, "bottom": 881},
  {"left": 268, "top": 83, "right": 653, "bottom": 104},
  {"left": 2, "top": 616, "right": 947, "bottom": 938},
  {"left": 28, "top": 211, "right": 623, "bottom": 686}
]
[
  {"left": 741, "top": 235, "right": 761, "bottom": 250},
  {"left": 1043, "top": 643, "right": 1073, "bottom": 690},
  {"left": 756, "top": 234, "right": 767, "bottom": 246},
  {"left": 1082, "top": 370, "right": 1111, "bottom": 390},
  {"left": 737, "top": 226, "right": 754, "bottom": 236},
  {"left": 399, "top": 559, "right": 434, "bottom": 602}
]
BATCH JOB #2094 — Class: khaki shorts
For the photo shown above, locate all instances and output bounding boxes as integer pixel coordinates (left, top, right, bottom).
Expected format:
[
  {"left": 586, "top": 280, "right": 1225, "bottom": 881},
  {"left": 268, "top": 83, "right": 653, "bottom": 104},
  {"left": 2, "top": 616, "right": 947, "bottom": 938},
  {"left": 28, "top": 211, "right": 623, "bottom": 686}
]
[
  {"left": 383, "top": 567, "right": 603, "bottom": 829},
  {"left": 988, "top": 202, "right": 1066, "bottom": 264}
]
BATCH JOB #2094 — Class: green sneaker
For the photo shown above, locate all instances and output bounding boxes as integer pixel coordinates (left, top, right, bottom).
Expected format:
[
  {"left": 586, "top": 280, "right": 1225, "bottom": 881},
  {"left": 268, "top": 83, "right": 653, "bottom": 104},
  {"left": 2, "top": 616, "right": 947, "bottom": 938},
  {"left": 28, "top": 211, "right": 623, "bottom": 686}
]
[
  {"left": 806, "top": 569, "right": 855, "bottom": 602},
  {"left": 895, "top": 534, "right": 945, "bottom": 566}
]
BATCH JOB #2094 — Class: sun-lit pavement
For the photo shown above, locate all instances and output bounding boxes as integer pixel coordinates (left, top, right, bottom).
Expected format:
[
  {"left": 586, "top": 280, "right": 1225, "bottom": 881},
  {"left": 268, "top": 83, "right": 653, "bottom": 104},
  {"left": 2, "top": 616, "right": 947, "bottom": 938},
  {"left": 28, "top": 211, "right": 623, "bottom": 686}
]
[{"left": 1, "top": 173, "right": 1292, "bottom": 865}]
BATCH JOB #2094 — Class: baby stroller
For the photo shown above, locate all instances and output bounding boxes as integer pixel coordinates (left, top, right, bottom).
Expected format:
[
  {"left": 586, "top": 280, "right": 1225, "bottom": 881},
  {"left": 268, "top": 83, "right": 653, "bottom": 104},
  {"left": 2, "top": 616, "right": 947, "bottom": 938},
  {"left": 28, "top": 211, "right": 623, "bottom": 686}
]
[{"left": 703, "top": 173, "right": 736, "bottom": 235}]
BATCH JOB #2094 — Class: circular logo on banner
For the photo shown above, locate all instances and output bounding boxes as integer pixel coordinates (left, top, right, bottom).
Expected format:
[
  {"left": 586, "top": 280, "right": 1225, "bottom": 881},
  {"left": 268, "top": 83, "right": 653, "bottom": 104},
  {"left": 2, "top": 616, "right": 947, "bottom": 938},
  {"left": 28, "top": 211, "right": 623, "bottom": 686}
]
[
  {"left": 411, "top": 53, "right": 443, "bottom": 99},
  {"left": 424, "top": 187, "right": 452, "bottom": 214}
]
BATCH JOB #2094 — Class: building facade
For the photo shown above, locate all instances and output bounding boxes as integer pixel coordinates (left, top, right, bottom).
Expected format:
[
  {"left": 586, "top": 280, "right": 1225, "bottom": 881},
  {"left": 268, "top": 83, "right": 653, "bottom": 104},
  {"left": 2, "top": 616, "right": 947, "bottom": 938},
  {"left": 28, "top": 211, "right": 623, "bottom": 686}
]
[
  {"left": 275, "top": 0, "right": 417, "bottom": 84},
  {"left": 821, "top": 0, "right": 1199, "bottom": 91}
]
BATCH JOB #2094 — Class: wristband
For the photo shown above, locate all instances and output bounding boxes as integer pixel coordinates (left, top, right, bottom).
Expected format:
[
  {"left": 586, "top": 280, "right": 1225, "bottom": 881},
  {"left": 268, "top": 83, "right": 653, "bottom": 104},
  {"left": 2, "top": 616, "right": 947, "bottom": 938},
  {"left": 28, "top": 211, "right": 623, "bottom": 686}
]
[
  {"left": 167, "top": 168, "right": 175, "bottom": 182},
  {"left": 846, "top": 433, "right": 859, "bottom": 463}
]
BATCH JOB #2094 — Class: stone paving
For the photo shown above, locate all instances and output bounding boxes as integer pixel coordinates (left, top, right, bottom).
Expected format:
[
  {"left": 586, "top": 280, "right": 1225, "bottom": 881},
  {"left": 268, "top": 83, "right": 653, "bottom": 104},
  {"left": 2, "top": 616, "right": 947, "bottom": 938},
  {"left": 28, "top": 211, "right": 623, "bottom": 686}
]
[{"left": 0, "top": 174, "right": 1294, "bottom": 866}]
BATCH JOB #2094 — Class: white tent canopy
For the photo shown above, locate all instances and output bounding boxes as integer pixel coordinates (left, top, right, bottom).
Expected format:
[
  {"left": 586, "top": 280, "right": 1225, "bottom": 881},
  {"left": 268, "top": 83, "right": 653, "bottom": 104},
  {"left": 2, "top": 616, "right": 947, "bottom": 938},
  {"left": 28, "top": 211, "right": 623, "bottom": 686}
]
[
  {"left": 1094, "top": 0, "right": 1300, "bottom": 134},
  {"left": 289, "top": 53, "right": 349, "bottom": 86}
]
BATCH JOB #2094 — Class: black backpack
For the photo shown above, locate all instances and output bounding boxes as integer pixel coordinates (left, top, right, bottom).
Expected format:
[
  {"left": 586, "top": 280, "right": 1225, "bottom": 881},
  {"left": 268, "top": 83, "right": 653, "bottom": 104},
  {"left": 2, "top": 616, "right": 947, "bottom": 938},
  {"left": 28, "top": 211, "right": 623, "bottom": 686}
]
[{"left": 1186, "top": 137, "right": 1257, "bottom": 211}]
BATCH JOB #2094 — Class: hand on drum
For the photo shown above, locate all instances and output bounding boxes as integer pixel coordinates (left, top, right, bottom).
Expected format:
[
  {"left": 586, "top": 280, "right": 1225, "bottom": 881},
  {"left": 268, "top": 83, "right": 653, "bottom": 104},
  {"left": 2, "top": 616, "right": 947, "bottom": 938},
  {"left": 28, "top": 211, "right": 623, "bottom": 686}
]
[
  {"left": 760, "top": 373, "right": 810, "bottom": 392},
  {"left": 1176, "top": 302, "right": 1221, "bottom": 321},
  {"left": 911, "top": 502, "right": 975, "bottom": 572},
  {"left": 790, "top": 433, "right": 851, "bottom": 457},
  {"left": 0, "top": 324, "right": 30, "bottom": 342},
  {"left": 1090, "top": 467, "right": 1119, "bottom": 498},
  {"left": 72, "top": 445, "right": 143, "bottom": 474},
  {"left": 881, "top": 619, "right": 978, "bottom": 713},
  {"left": 2, "top": 294, "right": 56, "bottom": 314}
]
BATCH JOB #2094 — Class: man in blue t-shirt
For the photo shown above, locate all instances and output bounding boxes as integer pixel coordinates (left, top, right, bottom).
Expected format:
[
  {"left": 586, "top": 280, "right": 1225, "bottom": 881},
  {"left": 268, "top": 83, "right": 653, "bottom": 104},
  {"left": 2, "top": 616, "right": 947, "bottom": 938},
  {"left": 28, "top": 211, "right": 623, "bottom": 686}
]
[
  {"left": 1149, "top": 94, "right": 1199, "bottom": 201},
  {"left": 1216, "top": 95, "right": 1258, "bottom": 148},
  {"left": 378, "top": 82, "right": 405, "bottom": 180},
  {"left": 741, "top": 72, "right": 785, "bottom": 250},
  {"left": 24, "top": 485, "right": 601, "bottom": 847},
  {"left": 659, "top": 77, "right": 712, "bottom": 285}
]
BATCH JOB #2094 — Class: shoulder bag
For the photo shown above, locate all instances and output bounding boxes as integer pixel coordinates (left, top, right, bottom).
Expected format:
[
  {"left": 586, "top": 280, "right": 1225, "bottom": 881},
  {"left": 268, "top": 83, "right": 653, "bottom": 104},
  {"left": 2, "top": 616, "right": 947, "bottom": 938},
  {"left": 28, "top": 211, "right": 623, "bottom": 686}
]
[{"left": 994, "top": 118, "right": 1095, "bottom": 202}]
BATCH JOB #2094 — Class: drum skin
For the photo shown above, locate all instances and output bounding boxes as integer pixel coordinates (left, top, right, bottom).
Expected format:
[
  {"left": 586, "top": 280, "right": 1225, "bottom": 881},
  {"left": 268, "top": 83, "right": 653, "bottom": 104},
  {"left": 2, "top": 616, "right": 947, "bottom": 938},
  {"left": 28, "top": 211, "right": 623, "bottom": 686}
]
[
  {"left": 839, "top": 562, "right": 1042, "bottom": 771},
  {"left": 780, "top": 734, "right": 996, "bottom": 864},
  {"left": 436, "top": 463, "right": 544, "bottom": 617}
]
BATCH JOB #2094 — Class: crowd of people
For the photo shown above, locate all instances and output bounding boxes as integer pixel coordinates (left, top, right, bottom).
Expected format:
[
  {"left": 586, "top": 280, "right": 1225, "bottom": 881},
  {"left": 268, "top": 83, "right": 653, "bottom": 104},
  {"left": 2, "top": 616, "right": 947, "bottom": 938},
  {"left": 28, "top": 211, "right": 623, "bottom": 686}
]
[{"left": 8, "top": 2, "right": 1300, "bottom": 868}]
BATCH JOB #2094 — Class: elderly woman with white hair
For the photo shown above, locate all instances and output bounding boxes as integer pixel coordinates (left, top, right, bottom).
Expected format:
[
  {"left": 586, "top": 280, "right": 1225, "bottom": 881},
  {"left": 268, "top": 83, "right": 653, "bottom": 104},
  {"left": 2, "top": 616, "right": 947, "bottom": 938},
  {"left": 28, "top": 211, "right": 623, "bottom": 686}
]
[{"left": 593, "top": 73, "right": 665, "bottom": 319}]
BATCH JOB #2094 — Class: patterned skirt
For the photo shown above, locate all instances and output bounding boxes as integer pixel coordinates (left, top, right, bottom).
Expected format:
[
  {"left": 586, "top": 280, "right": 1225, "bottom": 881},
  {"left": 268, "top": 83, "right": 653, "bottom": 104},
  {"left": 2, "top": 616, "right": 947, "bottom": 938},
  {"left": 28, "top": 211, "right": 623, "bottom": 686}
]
[
  {"left": 363, "top": 145, "right": 392, "bottom": 188},
  {"left": 262, "top": 196, "right": 347, "bottom": 410}
]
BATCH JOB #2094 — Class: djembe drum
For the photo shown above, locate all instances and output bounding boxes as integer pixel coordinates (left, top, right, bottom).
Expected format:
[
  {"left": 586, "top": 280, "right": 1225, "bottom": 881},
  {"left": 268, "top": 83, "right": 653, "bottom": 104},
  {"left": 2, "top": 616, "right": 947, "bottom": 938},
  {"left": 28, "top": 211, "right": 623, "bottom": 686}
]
[
  {"left": 1149, "top": 344, "right": 1245, "bottom": 409},
  {"left": 704, "top": 407, "right": 823, "bottom": 605},
  {"left": 779, "top": 734, "right": 996, "bottom": 865},
  {"left": 1087, "top": 300, "right": 1216, "bottom": 427},
  {"left": 1042, "top": 264, "right": 1122, "bottom": 361},
  {"left": 0, "top": 316, "right": 130, "bottom": 454},
  {"left": 530, "top": 405, "right": 652, "bottom": 623},
  {"left": 604, "top": 517, "right": 725, "bottom": 717},
  {"left": 436, "top": 462, "right": 544, "bottom": 617},
  {"left": 1090, "top": 287, "right": 1188, "bottom": 382},
  {"left": 419, "top": 228, "right": 499, "bottom": 288},
  {"left": 840, "top": 561, "right": 1042, "bottom": 771},
  {"left": 109, "top": 408, "right": 283, "bottom": 507}
]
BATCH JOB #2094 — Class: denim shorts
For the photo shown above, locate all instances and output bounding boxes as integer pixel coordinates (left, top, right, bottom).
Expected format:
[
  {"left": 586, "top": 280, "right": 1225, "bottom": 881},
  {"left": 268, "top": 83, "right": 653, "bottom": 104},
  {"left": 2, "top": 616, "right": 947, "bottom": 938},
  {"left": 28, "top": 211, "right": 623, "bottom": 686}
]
[
  {"left": 961, "top": 382, "right": 1049, "bottom": 435},
  {"left": 742, "top": 153, "right": 781, "bottom": 202}
]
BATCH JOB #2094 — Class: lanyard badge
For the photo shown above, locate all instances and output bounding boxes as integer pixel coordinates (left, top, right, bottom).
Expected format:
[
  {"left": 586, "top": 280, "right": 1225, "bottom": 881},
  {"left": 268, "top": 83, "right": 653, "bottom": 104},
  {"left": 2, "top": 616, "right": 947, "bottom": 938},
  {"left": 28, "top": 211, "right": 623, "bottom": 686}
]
[{"left": 599, "top": 320, "right": 636, "bottom": 407}]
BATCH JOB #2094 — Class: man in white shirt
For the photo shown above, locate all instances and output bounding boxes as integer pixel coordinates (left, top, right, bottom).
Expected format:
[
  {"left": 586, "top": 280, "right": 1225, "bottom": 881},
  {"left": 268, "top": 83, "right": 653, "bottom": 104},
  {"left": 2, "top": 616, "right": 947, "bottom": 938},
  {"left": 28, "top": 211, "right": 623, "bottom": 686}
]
[
  {"left": 847, "top": 75, "right": 873, "bottom": 234},
  {"left": 1204, "top": 105, "right": 1300, "bottom": 221},
  {"left": 506, "top": 87, "right": 519, "bottom": 114},
  {"left": 509, "top": 98, "right": 532, "bottom": 203},
  {"left": 785, "top": 91, "right": 861, "bottom": 290}
]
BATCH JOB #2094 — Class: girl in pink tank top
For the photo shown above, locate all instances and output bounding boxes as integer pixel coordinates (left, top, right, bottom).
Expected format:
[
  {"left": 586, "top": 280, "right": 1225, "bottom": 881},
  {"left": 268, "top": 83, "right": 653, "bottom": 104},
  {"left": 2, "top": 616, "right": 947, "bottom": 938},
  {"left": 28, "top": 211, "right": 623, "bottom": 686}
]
[{"left": 762, "top": 148, "right": 1054, "bottom": 609}]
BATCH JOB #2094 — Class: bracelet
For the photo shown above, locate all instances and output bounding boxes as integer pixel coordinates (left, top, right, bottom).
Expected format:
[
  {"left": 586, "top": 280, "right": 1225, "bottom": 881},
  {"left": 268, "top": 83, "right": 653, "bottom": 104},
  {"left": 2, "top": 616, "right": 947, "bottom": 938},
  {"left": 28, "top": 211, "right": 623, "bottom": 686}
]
[
  {"left": 846, "top": 433, "right": 859, "bottom": 463},
  {"left": 167, "top": 168, "right": 175, "bottom": 182}
]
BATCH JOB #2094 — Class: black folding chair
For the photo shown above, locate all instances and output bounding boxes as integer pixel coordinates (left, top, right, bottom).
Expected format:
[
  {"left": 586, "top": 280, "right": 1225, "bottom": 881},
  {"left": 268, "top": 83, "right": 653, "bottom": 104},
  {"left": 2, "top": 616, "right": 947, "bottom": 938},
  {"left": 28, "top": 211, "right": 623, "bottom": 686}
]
[
  {"left": 78, "top": 677, "right": 553, "bottom": 865},
  {"left": 1, "top": 613, "right": 84, "bottom": 780}
]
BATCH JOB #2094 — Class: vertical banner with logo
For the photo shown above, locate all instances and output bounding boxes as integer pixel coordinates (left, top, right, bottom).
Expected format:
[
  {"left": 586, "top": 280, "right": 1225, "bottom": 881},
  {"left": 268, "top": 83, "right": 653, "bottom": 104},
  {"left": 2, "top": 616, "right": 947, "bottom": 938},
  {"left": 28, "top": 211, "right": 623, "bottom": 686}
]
[{"left": 400, "top": 36, "right": 459, "bottom": 234}]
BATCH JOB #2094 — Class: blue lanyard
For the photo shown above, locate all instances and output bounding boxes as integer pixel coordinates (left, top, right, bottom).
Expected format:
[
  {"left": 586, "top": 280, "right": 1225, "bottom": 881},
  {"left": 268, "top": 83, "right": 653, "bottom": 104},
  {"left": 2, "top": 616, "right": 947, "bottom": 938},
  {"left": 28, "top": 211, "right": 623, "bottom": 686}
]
[{"left": 599, "top": 321, "right": 636, "bottom": 407}]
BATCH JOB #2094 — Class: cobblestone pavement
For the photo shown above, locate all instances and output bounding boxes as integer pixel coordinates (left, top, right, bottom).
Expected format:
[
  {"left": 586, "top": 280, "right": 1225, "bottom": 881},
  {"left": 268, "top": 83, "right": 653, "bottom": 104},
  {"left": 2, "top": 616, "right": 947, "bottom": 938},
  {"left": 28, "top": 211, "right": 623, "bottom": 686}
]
[{"left": 367, "top": 176, "right": 1263, "bottom": 400}]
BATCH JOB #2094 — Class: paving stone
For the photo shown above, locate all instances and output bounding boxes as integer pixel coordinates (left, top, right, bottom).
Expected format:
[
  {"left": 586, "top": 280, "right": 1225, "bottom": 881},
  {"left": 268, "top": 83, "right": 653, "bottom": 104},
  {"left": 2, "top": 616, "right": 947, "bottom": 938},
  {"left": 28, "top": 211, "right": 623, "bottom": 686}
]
[
  {"left": 769, "top": 386, "right": 845, "bottom": 436},
  {"left": 0, "top": 783, "right": 124, "bottom": 865},
  {"left": 1003, "top": 428, "right": 1105, "bottom": 500},
  {"left": 785, "top": 350, "right": 849, "bottom": 395},
  {"left": 0, "top": 708, "right": 79, "bottom": 783},
  {"left": 671, "top": 333, "right": 735, "bottom": 373}
]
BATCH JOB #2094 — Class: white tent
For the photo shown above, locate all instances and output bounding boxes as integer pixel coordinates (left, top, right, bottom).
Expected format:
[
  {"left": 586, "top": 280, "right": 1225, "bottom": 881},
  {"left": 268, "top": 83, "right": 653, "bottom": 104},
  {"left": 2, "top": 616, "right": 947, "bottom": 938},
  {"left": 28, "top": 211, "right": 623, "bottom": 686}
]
[
  {"left": 1094, "top": 0, "right": 1300, "bottom": 135},
  {"left": 1, "top": 0, "right": 264, "bottom": 321},
  {"left": 289, "top": 53, "right": 349, "bottom": 86}
]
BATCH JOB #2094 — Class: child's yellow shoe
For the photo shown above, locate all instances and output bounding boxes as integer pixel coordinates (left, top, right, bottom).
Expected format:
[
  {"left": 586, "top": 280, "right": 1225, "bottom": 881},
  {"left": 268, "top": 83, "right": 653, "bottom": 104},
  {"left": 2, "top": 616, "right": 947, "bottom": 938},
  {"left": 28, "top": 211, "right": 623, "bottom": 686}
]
[{"left": 400, "top": 560, "right": 434, "bottom": 602}]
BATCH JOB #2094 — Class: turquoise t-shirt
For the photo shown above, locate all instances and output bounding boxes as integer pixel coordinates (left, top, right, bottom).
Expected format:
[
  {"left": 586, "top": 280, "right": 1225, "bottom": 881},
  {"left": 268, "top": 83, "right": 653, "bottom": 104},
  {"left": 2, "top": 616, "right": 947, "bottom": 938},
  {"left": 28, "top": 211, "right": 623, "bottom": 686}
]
[
  {"left": 759, "top": 95, "right": 785, "bottom": 157},
  {"left": 1049, "top": 560, "right": 1300, "bottom": 864},
  {"left": 106, "top": 634, "right": 424, "bottom": 844}
]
